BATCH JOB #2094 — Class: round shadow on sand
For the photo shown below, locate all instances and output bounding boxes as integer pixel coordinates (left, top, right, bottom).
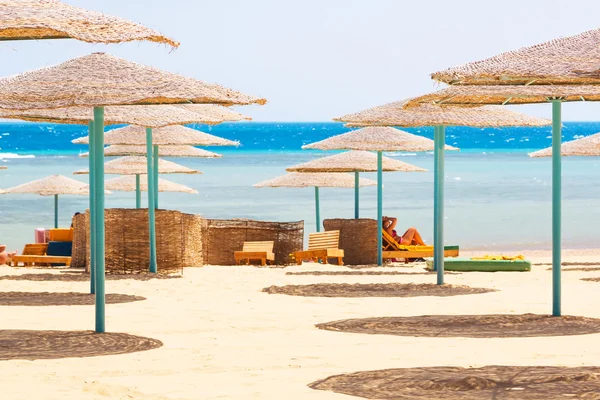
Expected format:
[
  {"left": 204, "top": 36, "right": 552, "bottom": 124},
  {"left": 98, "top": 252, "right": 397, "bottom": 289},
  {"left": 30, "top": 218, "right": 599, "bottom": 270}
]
[
  {"left": 0, "top": 330, "right": 162, "bottom": 360},
  {"left": 309, "top": 365, "right": 600, "bottom": 400},
  {"left": 263, "top": 283, "right": 494, "bottom": 298},
  {"left": 286, "top": 271, "right": 461, "bottom": 276},
  {"left": 0, "top": 292, "right": 145, "bottom": 306},
  {"left": 0, "top": 273, "right": 182, "bottom": 282},
  {"left": 316, "top": 314, "right": 600, "bottom": 338}
]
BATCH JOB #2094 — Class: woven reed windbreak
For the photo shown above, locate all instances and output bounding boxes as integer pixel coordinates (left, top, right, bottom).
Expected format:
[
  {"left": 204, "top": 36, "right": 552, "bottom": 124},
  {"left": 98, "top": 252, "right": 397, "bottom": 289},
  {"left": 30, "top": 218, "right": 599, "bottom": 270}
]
[
  {"left": 202, "top": 219, "right": 304, "bottom": 265},
  {"left": 323, "top": 219, "right": 378, "bottom": 265},
  {"left": 71, "top": 212, "right": 88, "bottom": 269}
]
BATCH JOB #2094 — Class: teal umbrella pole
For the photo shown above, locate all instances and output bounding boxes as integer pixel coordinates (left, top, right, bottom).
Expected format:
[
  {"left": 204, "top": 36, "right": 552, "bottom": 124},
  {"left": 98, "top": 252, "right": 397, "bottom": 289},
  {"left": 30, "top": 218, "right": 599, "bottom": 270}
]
[
  {"left": 552, "top": 100, "right": 562, "bottom": 316},
  {"left": 315, "top": 186, "right": 321, "bottom": 232},
  {"left": 153, "top": 144, "right": 159, "bottom": 210},
  {"left": 434, "top": 125, "right": 445, "bottom": 284},
  {"left": 88, "top": 120, "right": 95, "bottom": 295},
  {"left": 377, "top": 150, "right": 383, "bottom": 266},
  {"left": 54, "top": 194, "right": 58, "bottom": 228},
  {"left": 146, "top": 128, "right": 157, "bottom": 273},
  {"left": 93, "top": 107, "right": 105, "bottom": 333},
  {"left": 354, "top": 171, "right": 360, "bottom": 219},
  {"left": 135, "top": 174, "right": 141, "bottom": 209}
]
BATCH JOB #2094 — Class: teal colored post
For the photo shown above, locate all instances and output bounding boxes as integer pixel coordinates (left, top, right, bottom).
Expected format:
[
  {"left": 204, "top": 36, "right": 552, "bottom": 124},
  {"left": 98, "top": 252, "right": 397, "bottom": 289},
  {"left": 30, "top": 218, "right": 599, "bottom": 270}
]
[
  {"left": 135, "top": 174, "right": 141, "bottom": 209},
  {"left": 434, "top": 126, "right": 445, "bottom": 285},
  {"left": 354, "top": 171, "right": 360, "bottom": 219},
  {"left": 146, "top": 128, "right": 157, "bottom": 273},
  {"left": 88, "top": 120, "right": 95, "bottom": 295},
  {"left": 314, "top": 186, "right": 321, "bottom": 232},
  {"left": 552, "top": 101, "right": 562, "bottom": 316},
  {"left": 54, "top": 194, "right": 58, "bottom": 228},
  {"left": 93, "top": 107, "right": 105, "bottom": 333},
  {"left": 153, "top": 145, "right": 159, "bottom": 210},
  {"left": 377, "top": 151, "right": 383, "bottom": 266}
]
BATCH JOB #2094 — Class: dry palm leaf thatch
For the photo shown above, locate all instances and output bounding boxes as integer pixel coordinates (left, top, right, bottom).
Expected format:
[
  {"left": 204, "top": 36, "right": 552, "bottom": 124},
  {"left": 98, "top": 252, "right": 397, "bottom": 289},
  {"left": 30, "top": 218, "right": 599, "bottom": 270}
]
[
  {"left": 73, "top": 125, "right": 239, "bottom": 146},
  {"left": 302, "top": 127, "right": 459, "bottom": 152},
  {"left": 0, "top": 52, "right": 266, "bottom": 110},
  {"left": 336, "top": 99, "right": 550, "bottom": 127},
  {"left": 254, "top": 172, "right": 377, "bottom": 189},
  {"left": 0, "top": 104, "right": 249, "bottom": 128},
  {"left": 0, "top": 174, "right": 90, "bottom": 196},
  {"left": 404, "top": 85, "right": 600, "bottom": 107},
  {"left": 529, "top": 132, "right": 600, "bottom": 158},
  {"left": 105, "top": 175, "right": 197, "bottom": 194},
  {"left": 74, "top": 156, "right": 201, "bottom": 175},
  {"left": 0, "top": 166, "right": 6, "bottom": 170},
  {"left": 0, "top": 0, "right": 178, "bottom": 47},
  {"left": 432, "top": 28, "right": 600, "bottom": 85},
  {"left": 80, "top": 145, "right": 222, "bottom": 158},
  {"left": 286, "top": 150, "right": 427, "bottom": 173}
]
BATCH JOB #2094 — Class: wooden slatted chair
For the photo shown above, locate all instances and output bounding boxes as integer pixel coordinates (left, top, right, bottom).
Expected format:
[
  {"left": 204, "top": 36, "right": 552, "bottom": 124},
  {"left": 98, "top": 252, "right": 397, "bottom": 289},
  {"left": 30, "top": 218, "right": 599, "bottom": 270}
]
[
  {"left": 294, "top": 230, "right": 344, "bottom": 266},
  {"left": 381, "top": 229, "right": 459, "bottom": 262},
  {"left": 234, "top": 241, "right": 275, "bottom": 266},
  {"left": 10, "top": 243, "right": 71, "bottom": 267}
]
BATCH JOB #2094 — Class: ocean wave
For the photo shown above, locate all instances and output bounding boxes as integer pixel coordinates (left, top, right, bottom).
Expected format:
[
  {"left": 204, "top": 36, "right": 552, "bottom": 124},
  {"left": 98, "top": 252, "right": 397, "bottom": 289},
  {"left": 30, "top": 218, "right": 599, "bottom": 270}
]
[{"left": 0, "top": 153, "right": 35, "bottom": 159}]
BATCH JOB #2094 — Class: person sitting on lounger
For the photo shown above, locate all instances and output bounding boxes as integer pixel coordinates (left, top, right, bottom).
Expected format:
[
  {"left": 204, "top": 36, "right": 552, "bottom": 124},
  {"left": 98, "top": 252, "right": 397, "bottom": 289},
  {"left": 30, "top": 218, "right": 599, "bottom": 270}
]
[{"left": 383, "top": 216, "right": 426, "bottom": 246}]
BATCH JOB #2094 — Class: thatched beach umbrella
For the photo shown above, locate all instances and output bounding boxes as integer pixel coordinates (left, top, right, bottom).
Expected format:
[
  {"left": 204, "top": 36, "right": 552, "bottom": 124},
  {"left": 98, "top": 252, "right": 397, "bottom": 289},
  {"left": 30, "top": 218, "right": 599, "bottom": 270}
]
[
  {"left": 303, "top": 127, "right": 458, "bottom": 265},
  {"left": 254, "top": 172, "right": 377, "bottom": 232},
  {"left": 0, "top": 166, "right": 6, "bottom": 170},
  {"left": 406, "top": 28, "right": 600, "bottom": 316},
  {"left": 105, "top": 175, "right": 197, "bottom": 208},
  {"left": 287, "top": 150, "right": 426, "bottom": 220},
  {"left": 74, "top": 156, "right": 201, "bottom": 176},
  {"left": 529, "top": 132, "right": 600, "bottom": 158},
  {"left": 0, "top": 175, "right": 101, "bottom": 228},
  {"left": 334, "top": 100, "right": 550, "bottom": 276},
  {"left": 0, "top": 0, "right": 178, "bottom": 47},
  {"left": 0, "top": 52, "right": 265, "bottom": 332}
]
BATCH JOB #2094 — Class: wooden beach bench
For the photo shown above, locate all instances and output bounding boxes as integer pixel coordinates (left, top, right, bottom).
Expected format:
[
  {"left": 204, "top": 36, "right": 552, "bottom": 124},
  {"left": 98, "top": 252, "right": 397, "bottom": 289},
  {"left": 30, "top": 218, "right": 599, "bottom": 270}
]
[
  {"left": 234, "top": 241, "right": 275, "bottom": 266},
  {"left": 294, "top": 230, "right": 344, "bottom": 266},
  {"left": 10, "top": 243, "right": 71, "bottom": 267},
  {"left": 382, "top": 230, "right": 459, "bottom": 263}
]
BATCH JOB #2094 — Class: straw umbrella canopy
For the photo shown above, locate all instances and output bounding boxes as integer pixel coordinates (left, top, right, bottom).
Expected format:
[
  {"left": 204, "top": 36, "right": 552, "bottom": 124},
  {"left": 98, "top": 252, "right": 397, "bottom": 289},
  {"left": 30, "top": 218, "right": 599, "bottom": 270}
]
[
  {"left": 74, "top": 156, "right": 201, "bottom": 176},
  {"left": 81, "top": 145, "right": 222, "bottom": 158},
  {"left": 105, "top": 175, "right": 197, "bottom": 209},
  {"left": 0, "top": 0, "right": 178, "bottom": 47},
  {"left": 0, "top": 166, "right": 6, "bottom": 170},
  {"left": 333, "top": 100, "right": 550, "bottom": 275},
  {"left": 0, "top": 174, "right": 105, "bottom": 228},
  {"left": 409, "top": 29, "right": 600, "bottom": 316},
  {"left": 529, "top": 132, "right": 600, "bottom": 158},
  {"left": 254, "top": 172, "right": 377, "bottom": 232},
  {"left": 287, "top": 151, "right": 426, "bottom": 220}
]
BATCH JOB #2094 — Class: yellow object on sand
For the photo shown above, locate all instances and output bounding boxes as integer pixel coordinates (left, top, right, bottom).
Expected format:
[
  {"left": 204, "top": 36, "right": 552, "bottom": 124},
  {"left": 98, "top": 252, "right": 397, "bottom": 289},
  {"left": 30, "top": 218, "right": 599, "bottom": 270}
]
[{"left": 471, "top": 255, "right": 525, "bottom": 261}]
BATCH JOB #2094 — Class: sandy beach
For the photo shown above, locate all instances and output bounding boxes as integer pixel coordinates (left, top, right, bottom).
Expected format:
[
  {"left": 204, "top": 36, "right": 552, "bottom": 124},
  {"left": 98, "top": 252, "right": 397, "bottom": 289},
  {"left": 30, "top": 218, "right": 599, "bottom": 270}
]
[{"left": 1, "top": 249, "right": 600, "bottom": 399}]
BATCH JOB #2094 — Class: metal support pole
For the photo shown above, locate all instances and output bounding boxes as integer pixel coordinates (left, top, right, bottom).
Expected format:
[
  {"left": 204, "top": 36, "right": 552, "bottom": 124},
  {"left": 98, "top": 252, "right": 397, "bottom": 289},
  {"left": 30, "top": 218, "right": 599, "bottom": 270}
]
[
  {"left": 153, "top": 145, "right": 159, "bottom": 210},
  {"left": 93, "top": 107, "right": 105, "bottom": 333},
  {"left": 377, "top": 151, "right": 383, "bottom": 266},
  {"left": 314, "top": 186, "right": 321, "bottom": 232},
  {"left": 434, "top": 125, "right": 445, "bottom": 285},
  {"left": 54, "top": 194, "right": 58, "bottom": 229},
  {"left": 88, "top": 120, "right": 95, "bottom": 295},
  {"left": 135, "top": 174, "right": 141, "bottom": 209},
  {"left": 552, "top": 101, "right": 562, "bottom": 316},
  {"left": 354, "top": 171, "right": 360, "bottom": 219},
  {"left": 146, "top": 128, "right": 157, "bottom": 273}
]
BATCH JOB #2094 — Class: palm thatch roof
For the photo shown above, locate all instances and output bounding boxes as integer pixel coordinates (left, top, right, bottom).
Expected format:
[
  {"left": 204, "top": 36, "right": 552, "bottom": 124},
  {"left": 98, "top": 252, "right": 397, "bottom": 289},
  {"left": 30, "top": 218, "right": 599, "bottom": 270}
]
[
  {"left": 432, "top": 28, "right": 600, "bottom": 85},
  {"left": 254, "top": 172, "right": 377, "bottom": 189},
  {"left": 529, "top": 132, "right": 600, "bottom": 158},
  {"left": 404, "top": 85, "right": 600, "bottom": 107},
  {"left": 72, "top": 125, "right": 239, "bottom": 146},
  {"left": 336, "top": 99, "right": 550, "bottom": 127},
  {"left": 0, "top": 52, "right": 266, "bottom": 110},
  {"left": 0, "top": 174, "right": 92, "bottom": 196},
  {"left": 286, "top": 151, "right": 427, "bottom": 173},
  {"left": 0, "top": 104, "right": 249, "bottom": 128},
  {"left": 74, "top": 156, "right": 201, "bottom": 175},
  {"left": 104, "top": 175, "right": 197, "bottom": 194},
  {"left": 0, "top": 0, "right": 178, "bottom": 47},
  {"left": 80, "top": 145, "right": 222, "bottom": 158},
  {"left": 0, "top": 166, "right": 6, "bottom": 170},
  {"left": 302, "top": 127, "right": 459, "bottom": 152}
]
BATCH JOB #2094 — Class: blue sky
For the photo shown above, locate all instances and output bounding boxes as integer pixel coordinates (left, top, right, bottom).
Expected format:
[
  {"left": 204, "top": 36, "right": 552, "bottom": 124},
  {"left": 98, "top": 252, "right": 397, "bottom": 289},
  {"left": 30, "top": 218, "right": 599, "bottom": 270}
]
[{"left": 4, "top": 0, "right": 600, "bottom": 121}]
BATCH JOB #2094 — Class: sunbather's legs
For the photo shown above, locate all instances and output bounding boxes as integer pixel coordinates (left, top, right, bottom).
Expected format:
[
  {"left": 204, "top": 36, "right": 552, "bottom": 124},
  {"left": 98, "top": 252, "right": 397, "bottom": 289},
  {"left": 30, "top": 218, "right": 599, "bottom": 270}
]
[{"left": 402, "top": 227, "right": 426, "bottom": 246}]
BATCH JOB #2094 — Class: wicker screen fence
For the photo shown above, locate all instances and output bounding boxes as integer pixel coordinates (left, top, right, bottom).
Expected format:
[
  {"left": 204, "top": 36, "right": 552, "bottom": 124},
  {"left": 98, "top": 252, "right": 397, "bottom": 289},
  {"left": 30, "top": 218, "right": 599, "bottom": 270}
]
[{"left": 323, "top": 218, "right": 378, "bottom": 265}]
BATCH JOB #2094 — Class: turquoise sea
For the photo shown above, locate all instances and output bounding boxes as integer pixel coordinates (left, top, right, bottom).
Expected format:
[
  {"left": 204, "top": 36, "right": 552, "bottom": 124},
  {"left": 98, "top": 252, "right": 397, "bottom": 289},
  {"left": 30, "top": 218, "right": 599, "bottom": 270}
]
[{"left": 1, "top": 121, "right": 600, "bottom": 252}]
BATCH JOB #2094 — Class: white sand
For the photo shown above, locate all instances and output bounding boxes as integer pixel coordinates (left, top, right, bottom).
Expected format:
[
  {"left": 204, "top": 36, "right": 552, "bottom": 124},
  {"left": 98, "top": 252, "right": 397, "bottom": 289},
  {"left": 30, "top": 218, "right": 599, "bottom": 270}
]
[{"left": 2, "top": 250, "right": 600, "bottom": 399}]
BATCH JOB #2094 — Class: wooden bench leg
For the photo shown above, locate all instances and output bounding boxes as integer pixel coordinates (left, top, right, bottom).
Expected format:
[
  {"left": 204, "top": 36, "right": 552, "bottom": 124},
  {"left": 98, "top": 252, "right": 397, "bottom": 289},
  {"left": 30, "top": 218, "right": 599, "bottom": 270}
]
[
  {"left": 337, "top": 257, "right": 343, "bottom": 266},
  {"left": 261, "top": 258, "right": 266, "bottom": 266}
]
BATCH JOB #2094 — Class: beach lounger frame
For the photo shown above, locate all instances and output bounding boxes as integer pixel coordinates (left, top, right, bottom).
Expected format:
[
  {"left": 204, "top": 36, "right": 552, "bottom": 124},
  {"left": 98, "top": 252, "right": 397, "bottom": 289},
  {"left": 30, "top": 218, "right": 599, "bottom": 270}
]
[
  {"left": 381, "top": 230, "right": 459, "bottom": 263},
  {"left": 294, "top": 230, "right": 344, "bottom": 266},
  {"left": 9, "top": 243, "right": 71, "bottom": 267},
  {"left": 234, "top": 241, "right": 275, "bottom": 266}
]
